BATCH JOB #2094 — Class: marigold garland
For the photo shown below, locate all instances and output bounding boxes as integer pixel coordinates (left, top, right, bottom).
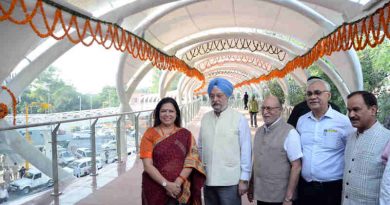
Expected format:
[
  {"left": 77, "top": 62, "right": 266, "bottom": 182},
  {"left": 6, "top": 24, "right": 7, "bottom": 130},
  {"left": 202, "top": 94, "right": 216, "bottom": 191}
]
[
  {"left": 1, "top": 1, "right": 389, "bottom": 93},
  {"left": 233, "top": 2, "right": 390, "bottom": 89},
  {"left": 0, "top": 86, "right": 17, "bottom": 125},
  {"left": 0, "top": 0, "right": 205, "bottom": 92},
  {"left": 0, "top": 103, "right": 8, "bottom": 119}
]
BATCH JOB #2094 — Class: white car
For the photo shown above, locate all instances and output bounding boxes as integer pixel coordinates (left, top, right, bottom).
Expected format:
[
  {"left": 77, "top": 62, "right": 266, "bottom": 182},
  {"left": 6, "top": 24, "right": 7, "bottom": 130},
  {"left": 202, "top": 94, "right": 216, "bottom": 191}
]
[
  {"left": 65, "top": 158, "right": 103, "bottom": 177},
  {"left": 58, "top": 150, "right": 75, "bottom": 166},
  {"left": 74, "top": 148, "right": 92, "bottom": 159},
  {"left": 9, "top": 169, "right": 53, "bottom": 194},
  {"left": 101, "top": 140, "right": 117, "bottom": 150}
]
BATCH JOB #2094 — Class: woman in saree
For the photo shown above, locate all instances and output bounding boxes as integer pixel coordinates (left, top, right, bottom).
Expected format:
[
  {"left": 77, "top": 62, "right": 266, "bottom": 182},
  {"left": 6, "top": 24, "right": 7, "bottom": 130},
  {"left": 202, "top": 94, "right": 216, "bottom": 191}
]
[{"left": 140, "top": 97, "right": 205, "bottom": 205}]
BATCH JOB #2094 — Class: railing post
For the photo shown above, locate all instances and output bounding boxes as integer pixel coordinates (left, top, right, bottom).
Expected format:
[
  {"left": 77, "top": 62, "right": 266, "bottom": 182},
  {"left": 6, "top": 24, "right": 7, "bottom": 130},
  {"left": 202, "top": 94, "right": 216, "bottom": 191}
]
[
  {"left": 116, "top": 116, "right": 123, "bottom": 162},
  {"left": 135, "top": 113, "right": 141, "bottom": 154},
  {"left": 149, "top": 112, "right": 153, "bottom": 127},
  {"left": 90, "top": 118, "right": 99, "bottom": 176},
  {"left": 51, "top": 123, "right": 62, "bottom": 196}
]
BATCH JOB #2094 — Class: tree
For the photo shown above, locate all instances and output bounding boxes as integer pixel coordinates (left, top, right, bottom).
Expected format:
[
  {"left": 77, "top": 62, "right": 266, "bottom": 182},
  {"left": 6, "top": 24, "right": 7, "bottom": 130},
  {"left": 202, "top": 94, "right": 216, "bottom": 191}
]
[
  {"left": 98, "top": 86, "right": 119, "bottom": 108},
  {"left": 266, "top": 79, "right": 285, "bottom": 104},
  {"left": 149, "top": 69, "right": 161, "bottom": 93},
  {"left": 357, "top": 39, "right": 390, "bottom": 122},
  {"left": 287, "top": 76, "right": 305, "bottom": 106}
]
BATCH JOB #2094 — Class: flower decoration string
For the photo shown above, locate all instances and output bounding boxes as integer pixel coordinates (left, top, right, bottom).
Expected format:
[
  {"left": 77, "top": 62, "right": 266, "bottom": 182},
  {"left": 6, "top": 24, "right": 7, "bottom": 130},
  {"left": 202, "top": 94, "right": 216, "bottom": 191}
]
[{"left": 0, "top": 86, "right": 18, "bottom": 125}]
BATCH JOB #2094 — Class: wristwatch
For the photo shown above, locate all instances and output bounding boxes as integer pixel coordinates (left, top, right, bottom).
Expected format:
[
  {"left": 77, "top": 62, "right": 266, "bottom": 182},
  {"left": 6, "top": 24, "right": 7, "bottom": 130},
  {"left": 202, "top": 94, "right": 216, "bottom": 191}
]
[
  {"left": 284, "top": 197, "right": 292, "bottom": 202},
  {"left": 162, "top": 181, "right": 167, "bottom": 187}
]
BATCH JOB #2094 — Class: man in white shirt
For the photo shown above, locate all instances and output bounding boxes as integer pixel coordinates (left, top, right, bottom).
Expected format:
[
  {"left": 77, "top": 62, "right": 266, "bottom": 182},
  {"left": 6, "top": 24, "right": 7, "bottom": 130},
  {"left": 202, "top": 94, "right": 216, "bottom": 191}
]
[
  {"left": 296, "top": 78, "right": 354, "bottom": 205},
  {"left": 199, "top": 77, "right": 252, "bottom": 205},
  {"left": 248, "top": 95, "right": 302, "bottom": 205}
]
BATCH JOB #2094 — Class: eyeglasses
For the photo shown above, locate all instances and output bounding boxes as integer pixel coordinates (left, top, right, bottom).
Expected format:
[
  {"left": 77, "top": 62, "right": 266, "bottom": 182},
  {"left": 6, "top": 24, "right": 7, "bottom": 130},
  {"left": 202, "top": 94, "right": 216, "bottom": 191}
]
[
  {"left": 260, "top": 106, "right": 281, "bottom": 112},
  {"left": 306, "top": 90, "right": 329, "bottom": 97}
]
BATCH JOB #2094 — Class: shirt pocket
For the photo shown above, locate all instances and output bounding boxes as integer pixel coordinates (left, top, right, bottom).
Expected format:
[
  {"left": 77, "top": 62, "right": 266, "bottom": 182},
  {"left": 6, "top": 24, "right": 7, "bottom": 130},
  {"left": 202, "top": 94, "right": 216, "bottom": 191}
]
[{"left": 322, "top": 129, "right": 343, "bottom": 149}]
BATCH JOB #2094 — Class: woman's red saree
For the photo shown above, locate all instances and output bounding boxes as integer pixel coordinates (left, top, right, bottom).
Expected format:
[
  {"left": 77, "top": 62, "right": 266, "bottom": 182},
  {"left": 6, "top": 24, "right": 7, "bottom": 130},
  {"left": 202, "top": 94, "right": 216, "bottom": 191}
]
[{"left": 142, "top": 128, "right": 205, "bottom": 205}]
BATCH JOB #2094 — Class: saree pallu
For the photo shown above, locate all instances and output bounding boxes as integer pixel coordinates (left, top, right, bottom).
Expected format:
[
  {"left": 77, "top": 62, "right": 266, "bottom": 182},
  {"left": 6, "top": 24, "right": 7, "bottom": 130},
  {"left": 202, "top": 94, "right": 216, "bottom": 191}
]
[{"left": 142, "top": 128, "right": 205, "bottom": 205}]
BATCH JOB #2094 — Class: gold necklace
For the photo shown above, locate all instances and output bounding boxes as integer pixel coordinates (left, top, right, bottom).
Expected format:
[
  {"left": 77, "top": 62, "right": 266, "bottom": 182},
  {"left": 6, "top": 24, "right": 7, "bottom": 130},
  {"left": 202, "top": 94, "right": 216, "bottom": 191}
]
[{"left": 159, "top": 126, "right": 175, "bottom": 137}]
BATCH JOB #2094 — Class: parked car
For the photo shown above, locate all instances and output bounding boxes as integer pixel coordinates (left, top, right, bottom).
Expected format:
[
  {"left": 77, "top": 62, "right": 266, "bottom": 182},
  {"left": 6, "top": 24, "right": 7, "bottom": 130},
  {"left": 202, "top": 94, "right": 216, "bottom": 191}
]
[
  {"left": 72, "top": 130, "right": 91, "bottom": 139},
  {"left": 74, "top": 148, "right": 92, "bottom": 159},
  {"left": 64, "top": 157, "right": 103, "bottom": 177},
  {"left": 9, "top": 169, "right": 53, "bottom": 194},
  {"left": 101, "top": 140, "right": 117, "bottom": 150},
  {"left": 58, "top": 150, "right": 75, "bottom": 166}
]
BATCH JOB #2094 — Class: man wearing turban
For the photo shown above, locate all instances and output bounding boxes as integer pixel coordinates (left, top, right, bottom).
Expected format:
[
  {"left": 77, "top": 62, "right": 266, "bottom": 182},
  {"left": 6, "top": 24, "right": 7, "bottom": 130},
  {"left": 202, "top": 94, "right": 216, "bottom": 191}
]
[{"left": 198, "top": 78, "right": 252, "bottom": 205}]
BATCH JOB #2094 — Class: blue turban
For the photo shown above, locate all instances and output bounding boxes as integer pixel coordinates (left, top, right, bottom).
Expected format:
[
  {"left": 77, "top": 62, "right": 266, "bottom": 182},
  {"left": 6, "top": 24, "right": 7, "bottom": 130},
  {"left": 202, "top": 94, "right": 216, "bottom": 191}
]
[{"left": 207, "top": 78, "right": 234, "bottom": 97}]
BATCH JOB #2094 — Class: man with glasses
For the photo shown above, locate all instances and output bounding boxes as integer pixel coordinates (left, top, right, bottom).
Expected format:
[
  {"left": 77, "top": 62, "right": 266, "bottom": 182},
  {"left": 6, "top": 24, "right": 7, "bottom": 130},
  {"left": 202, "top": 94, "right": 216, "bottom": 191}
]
[
  {"left": 296, "top": 78, "right": 354, "bottom": 205},
  {"left": 248, "top": 95, "right": 302, "bottom": 205},
  {"left": 199, "top": 78, "right": 252, "bottom": 205},
  {"left": 287, "top": 76, "right": 341, "bottom": 128}
]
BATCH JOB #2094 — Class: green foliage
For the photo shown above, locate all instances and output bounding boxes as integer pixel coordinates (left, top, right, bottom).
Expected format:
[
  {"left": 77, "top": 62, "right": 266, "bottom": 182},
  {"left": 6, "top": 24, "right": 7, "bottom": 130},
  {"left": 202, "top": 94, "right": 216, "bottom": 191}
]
[
  {"left": 149, "top": 69, "right": 161, "bottom": 93},
  {"left": 99, "top": 86, "right": 119, "bottom": 108},
  {"left": 18, "top": 66, "right": 119, "bottom": 113},
  {"left": 266, "top": 79, "right": 285, "bottom": 104},
  {"left": 378, "top": 88, "right": 390, "bottom": 123},
  {"left": 358, "top": 40, "right": 390, "bottom": 92},
  {"left": 167, "top": 74, "right": 180, "bottom": 91},
  {"left": 287, "top": 76, "right": 305, "bottom": 106},
  {"left": 357, "top": 39, "right": 390, "bottom": 123}
]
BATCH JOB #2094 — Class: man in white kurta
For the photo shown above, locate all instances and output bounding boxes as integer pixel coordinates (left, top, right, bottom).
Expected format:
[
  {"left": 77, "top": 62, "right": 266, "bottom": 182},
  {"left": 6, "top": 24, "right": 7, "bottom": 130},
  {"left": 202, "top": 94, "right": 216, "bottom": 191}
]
[
  {"left": 199, "top": 78, "right": 252, "bottom": 205},
  {"left": 342, "top": 91, "right": 390, "bottom": 205}
]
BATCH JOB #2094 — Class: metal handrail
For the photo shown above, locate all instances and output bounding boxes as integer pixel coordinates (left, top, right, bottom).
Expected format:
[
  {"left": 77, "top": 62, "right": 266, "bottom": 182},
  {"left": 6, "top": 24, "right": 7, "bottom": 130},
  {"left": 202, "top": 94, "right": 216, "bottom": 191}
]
[
  {"left": 0, "top": 100, "right": 202, "bottom": 198},
  {"left": 0, "top": 109, "right": 154, "bottom": 131}
]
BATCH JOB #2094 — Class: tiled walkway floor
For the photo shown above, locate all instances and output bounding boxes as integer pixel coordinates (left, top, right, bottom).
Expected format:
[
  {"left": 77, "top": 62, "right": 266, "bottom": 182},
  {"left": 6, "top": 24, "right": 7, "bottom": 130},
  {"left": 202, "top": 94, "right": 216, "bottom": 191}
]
[{"left": 18, "top": 106, "right": 261, "bottom": 205}]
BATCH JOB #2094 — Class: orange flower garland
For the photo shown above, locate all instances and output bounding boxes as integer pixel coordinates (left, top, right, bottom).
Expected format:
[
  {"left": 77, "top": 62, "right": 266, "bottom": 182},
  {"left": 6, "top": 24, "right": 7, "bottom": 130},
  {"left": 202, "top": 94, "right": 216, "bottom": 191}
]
[
  {"left": 0, "top": 86, "right": 17, "bottom": 125},
  {"left": 0, "top": 0, "right": 205, "bottom": 92},
  {"left": 234, "top": 2, "right": 390, "bottom": 89},
  {"left": 0, "top": 103, "right": 8, "bottom": 119}
]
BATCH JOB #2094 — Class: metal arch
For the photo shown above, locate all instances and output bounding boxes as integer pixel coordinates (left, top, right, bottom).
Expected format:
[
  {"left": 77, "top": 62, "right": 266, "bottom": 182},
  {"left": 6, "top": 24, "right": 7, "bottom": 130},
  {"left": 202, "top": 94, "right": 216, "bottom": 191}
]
[
  {"left": 298, "top": 0, "right": 388, "bottom": 21},
  {"left": 190, "top": 50, "right": 284, "bottom": 69},
  {"left": 177, "top": 60, "right": 269, "bottom": 98},
  {"left": 132, "top": 0, "right": 204, "bottom": 36},
  {"left": 117, "top": 0, "right": 202, "bottom": 111},
  {"left": 118, "top": 29, "right": 347, "bottom": 108},
  {"left": 122, "top": 0, "right": 363, "bottom": 102},
  {"left": 164, "top": 28, "right": 348, "bottom": 92},
  {"left": 0, "top": 0, "right": 182, "bottom": 104},
  {"left": 194, "top": 54, "right": 273, "bottom": 72},
  {"left": 205, "top": 70, "right": 252, "bottom": 81},
  {"left": 182, "top": 38, "right": 288, "bottom": 62},
  {"left": 263, "top": 0, "right": 362, "bottom": 90},
  {"left": 158, "top": 49, "right": 277, "bottom": 101}
]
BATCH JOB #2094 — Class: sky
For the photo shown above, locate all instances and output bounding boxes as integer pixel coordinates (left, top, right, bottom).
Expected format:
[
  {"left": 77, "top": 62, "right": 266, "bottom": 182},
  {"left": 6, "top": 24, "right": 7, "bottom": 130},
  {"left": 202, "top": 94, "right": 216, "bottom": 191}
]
[{"left": 53, "top": 43, "right": 152, "bottom": 94}]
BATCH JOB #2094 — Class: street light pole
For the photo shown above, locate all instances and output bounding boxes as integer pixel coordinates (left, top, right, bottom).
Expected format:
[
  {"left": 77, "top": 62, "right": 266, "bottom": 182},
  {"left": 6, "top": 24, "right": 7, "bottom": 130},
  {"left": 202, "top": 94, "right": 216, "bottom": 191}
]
[
  {"left": 78, "top": 96, "right": 81, "bottom": 111},
  {"left": 47, "top": 93, "right": 50, "bottom": 114},
  {"left": 108, "top": 92, "right": 111, "bottom": 108},
  {"left": 90, "top": 95, "right": 92, "bottom": 110}
]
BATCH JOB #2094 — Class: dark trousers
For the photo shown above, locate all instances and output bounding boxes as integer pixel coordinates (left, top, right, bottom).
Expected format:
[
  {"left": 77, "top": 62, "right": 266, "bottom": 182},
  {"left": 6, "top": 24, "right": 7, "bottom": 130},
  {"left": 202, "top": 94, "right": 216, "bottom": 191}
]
[
  {"left": 249, "top": 112, "right": 258, "bottom": 127},
  {"left": 244, "top": 102, "right": 248, "bottom": 110},
  {"left": 204, "top": 185, "right": 241, "bottom": 205},
  {"left": 299, "top": 179, "right": 342, "bottom": 205}
]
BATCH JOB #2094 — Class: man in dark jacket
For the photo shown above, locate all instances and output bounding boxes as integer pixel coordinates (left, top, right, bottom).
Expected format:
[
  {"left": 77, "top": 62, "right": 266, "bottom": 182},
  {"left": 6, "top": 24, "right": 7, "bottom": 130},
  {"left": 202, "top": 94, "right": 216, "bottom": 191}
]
[{"left": 243, "top": 92, "right": 249, "bottom": 110}]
